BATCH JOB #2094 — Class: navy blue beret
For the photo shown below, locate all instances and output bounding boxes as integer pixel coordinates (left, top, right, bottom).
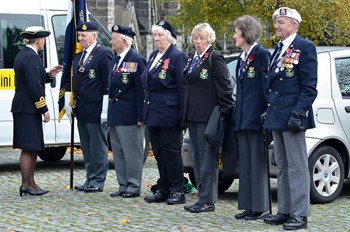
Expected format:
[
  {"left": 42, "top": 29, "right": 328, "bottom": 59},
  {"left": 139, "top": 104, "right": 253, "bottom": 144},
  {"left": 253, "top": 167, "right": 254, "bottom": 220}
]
[
  {"left": 111, "top": 25, "right": 136, "bottom": 39},
  {"left": 76, "top": 21, "right": 98, "bottom": 32},
  {"left": 156, "top": 20, "right": 177, "bottom": 39}
]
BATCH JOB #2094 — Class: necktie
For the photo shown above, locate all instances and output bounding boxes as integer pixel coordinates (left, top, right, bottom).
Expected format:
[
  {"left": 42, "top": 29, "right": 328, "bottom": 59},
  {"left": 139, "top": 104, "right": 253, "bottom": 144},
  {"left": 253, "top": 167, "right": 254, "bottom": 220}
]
[
  {"left": 78, "top": 49, "right": 87, "bottom": 67},
  {"left": 238, "top": 57, "right": 246, "bottom": 79},
  {"left": 115, "top": 55, "right": 121, "bottom": 67},
  {"left": 187, "top": 56, "right": 200, "bottom": 74},
  {"left": 270, "top": 42, "right": 283, "bottom": 68}
]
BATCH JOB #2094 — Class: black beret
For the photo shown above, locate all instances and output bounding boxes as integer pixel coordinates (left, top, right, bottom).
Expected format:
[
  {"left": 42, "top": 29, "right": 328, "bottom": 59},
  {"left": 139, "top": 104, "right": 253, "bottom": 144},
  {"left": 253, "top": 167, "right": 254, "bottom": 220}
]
[
  {"left": 111, "top": 25, "right": 136, "bottom": 39},
  {"left": 76, "top": 21, "right": 98, "bottom": 32},
  {"left": 156, "top": 20, "right": 177, "bottom": 39},
  {"left": 20, "top": 26, "right": 51, "bottom": 39}
]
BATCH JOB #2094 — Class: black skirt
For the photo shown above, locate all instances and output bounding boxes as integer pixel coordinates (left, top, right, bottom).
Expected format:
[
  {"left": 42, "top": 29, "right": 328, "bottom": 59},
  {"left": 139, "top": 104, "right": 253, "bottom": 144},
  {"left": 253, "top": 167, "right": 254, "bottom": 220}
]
[{"left": 13, "top": 113, "right": 44, "bottom": 151}]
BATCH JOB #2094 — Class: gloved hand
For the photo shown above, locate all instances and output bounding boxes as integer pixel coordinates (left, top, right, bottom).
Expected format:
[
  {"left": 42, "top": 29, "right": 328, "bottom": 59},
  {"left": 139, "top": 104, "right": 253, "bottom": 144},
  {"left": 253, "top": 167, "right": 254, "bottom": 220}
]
[
  {"left": 260, "top": 111, "right": 267, "bottom": 124},
  {"left": 64, "top": 92, "right": 73, "bottom": 123},
  {"left": 288, "top": 111, "right": 305, "bottom": 132},
  {"left": 100, "top": 95, "right": 109, "bottom": 124}
]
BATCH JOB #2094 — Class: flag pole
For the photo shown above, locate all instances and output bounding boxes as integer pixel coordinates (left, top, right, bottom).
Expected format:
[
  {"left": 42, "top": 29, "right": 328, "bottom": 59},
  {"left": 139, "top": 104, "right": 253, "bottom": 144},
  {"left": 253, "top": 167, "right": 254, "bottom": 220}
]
[{"left": 70, "top": 114, "right": 75, "bottom": 190}]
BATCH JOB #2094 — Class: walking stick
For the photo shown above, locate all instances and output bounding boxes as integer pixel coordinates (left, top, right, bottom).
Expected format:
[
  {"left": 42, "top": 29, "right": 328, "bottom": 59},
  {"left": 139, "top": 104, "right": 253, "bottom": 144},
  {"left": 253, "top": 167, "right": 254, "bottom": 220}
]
[
  {"left": 70, "top": 114, "right": 75, "bottom": 190},
  {"left": 264, "top": 128, "right": 272, "bottom": 215}
]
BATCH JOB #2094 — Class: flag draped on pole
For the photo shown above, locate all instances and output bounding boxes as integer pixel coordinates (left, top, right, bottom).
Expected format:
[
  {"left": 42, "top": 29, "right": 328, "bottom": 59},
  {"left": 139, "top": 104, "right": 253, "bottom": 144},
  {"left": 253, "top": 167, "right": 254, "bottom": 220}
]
[{"left": 58, "top": 0, "right": 87, "bottom": 122}]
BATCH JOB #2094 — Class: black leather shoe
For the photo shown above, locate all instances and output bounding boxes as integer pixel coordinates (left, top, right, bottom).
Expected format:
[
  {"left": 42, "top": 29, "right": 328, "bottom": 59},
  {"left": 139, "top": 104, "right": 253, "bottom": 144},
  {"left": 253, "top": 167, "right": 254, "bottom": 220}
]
[
  {"left": 189, "top": 204, "right": 215, "bottom": 213},
  {"left": 110, "top": 191, "right": 124, "bottom": 197},
  {"left": 84, "top": 185, "right": 103, "bottom": 193},
  {"left": 264, "top": 213, "right": 290, "bottom": 225},
  {"left": 144, "top": 190, "right": 168, "bottom": 203},
  {"left": 234, "top": 210, "right": 252, "bottom": 219},
  {"left": 245, "top": 211, "right": 269, "bottom": 220},
  {"left": 19, "top": 186, "right": 45, "bottom": 197},
  {"left": 283, "top": 216, "right": 307, "bottom": 230},
  {"left": 184, "top": 204, "right": 196, "bottom": 212},
  {"left": 74, "top": 185, "right": 87, "bottom": 191},
  {"left": 167, "top": 192, "right": 186, "bottom": 205},
  {"left": 122, "top": 192, "right": 140, "bottom": 198}
]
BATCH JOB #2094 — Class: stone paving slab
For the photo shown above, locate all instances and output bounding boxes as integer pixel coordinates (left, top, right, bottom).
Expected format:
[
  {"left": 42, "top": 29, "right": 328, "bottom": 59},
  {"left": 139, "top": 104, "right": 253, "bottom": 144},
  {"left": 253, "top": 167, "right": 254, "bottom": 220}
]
[{"left": 0, "top": 148, "right": 350, "bottom": 231}]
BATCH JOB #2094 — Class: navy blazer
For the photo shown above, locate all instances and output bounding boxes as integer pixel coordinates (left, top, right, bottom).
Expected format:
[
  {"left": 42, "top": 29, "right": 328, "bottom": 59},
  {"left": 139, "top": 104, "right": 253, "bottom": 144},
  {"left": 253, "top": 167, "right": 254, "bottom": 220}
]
[
  {"left": 234, "top": 44, "right": 270, "bottom": 131},
  {"left": 107, "top": 48, "right": 146, "bottom": 125},
  {"left": 11, "top": 46, "right": 50, "bottom": 115},
  {"left": 264, "top": 34, "right": 318, "bottom": 131},
  {"left": 183, "top": 46, "right": 234, "bottom": 123},
  {"left": 141, "top": 44, "right": 187, "bottom": 127},
  {"left": 70, "top": 45, "right": 113, "bottom": 123}
]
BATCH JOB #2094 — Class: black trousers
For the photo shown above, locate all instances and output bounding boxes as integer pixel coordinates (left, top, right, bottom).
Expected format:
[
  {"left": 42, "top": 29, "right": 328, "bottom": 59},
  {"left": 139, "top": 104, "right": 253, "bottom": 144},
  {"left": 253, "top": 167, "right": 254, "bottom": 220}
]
[{"left": 148, "top": 126, "right": 184, "bottom": 194}]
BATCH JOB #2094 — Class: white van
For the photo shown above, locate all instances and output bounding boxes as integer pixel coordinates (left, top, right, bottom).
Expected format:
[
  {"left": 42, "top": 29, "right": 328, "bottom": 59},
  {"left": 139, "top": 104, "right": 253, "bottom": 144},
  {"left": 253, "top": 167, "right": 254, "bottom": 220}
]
[{"left": 0, "top": 0, "right": 112, "bottom": 161}]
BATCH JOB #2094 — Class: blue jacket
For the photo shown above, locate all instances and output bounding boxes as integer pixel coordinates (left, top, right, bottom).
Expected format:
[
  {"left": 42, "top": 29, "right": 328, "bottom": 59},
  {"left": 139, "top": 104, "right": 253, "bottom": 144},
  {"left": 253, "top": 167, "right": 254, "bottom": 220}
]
[
  {"left": 264, "top": 34, "right": 318, "bottom": 131},
  {"left": 234, "top": 44, "right": 270, "bottom": 131},
  {"left": 71, "top": 45, "right": 113, "bottom": 123},
  {"left": 141, "top": 44, "right": 187, "bottom": 127},
  {"left": 107, "top": 48, "right": 146, "bottom": 125}
]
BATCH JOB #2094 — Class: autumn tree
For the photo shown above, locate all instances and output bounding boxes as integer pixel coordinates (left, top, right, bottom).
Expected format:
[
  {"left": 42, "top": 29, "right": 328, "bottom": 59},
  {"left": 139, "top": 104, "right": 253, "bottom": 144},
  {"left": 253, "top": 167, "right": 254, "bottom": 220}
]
[{"left": 167, "top": 0, "right": 350, "bottom": 49}]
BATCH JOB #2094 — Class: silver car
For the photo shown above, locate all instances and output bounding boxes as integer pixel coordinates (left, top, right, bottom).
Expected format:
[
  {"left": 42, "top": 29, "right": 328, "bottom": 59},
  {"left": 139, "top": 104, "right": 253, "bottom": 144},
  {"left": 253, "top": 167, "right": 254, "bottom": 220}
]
[{"left": 182, "top": 47, "right": 350, "bottom": 204}]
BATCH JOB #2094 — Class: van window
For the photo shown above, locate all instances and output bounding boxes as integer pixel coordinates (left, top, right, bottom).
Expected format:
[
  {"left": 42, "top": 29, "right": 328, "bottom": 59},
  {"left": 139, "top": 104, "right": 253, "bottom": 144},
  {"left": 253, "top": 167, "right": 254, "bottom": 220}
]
[
  {"left": 0, "top": 14, "right": 44, "bottom": 69},
  {"left": 335, "top": 58, "right": 350, "bottom": 97},
  {"left": 51, "top": 14, "right": 112, "bottom": 65}
]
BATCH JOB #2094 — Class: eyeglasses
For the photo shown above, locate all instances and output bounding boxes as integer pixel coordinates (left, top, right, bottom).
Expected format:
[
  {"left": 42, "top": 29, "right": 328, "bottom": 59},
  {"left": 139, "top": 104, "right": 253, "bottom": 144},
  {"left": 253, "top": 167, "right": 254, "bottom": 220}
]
[{"left": 274, "top": 19, "right": 290, "bottom": 25}]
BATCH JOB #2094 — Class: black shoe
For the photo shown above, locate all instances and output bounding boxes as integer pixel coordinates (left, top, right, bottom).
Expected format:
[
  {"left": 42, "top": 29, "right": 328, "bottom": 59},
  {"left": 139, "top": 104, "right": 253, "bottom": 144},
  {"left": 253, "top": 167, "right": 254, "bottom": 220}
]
[
  {"left": 110, "top": 191, "right": 124, "bottom": 197},
  {"left": 122, "top": 192, "right": 140, "bottom": 198},
  {"left": 283, "top": 216, "right": 307, "bottom": 230},
  {"left": 35, "top": 187, "right": 49, "bottom": 195},
  {"left": 234, "top": 210, "right": 252, "bottom": 219},
  {"left": 74, "top": 185, "right": 87, "bottom": 191},
  {"left": 184, "top": 204, "right": 196, "bottom": 212},
  {"left": 245, "top": 211, "right": 270, "bottom": 220},
  {"left": 167, "top": 192, "right": 186, "bottom": 205},
  {"left": 189, "top": 204, "right": 215, "bottom": 213},
  {"left": 264, "top": 213, "right": 290, "bottom": 225},
  {"left": 84, "top": 185, "right": 103, "bottom": 193},
  {"left": 19, "top": 186, "right": 45, "bottom": 197},
  {"left": 144, "top": 190, "right": 168, "bottom": 203}
]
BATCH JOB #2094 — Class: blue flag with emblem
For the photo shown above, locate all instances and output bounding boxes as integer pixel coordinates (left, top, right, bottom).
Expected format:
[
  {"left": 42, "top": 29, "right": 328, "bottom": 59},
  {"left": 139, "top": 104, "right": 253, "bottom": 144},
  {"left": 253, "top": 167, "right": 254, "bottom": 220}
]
[{"left": 58, "top": 0, "right": 87, "bottom": 122}]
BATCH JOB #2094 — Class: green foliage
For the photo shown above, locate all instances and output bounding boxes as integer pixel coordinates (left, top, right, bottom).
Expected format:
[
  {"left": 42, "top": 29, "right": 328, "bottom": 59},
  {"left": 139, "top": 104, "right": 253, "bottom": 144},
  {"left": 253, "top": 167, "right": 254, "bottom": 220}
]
[{"left": 168, "top": 0, "right": 350, "bottom": 48}]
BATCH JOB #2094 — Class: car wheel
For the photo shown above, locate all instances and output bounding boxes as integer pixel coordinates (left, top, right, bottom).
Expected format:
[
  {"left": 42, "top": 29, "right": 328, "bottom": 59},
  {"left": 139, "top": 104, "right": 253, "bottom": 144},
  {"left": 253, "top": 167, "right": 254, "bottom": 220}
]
[
  {"left": 309, "top": 145, "right": 344, "bottom": 204},
  {"left": 187, "top": 167, "right": 234, "bottom": 194},
  {"left": 38, "top": 146, "right": 67, "bottom": 162}
]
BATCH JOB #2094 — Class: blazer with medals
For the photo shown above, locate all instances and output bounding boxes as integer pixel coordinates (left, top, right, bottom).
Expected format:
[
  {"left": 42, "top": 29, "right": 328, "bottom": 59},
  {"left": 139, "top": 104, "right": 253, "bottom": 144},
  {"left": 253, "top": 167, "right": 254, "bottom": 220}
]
[
  {"left": 11, "top": 46, "right": 51, "bottom": 115},
  {"left": 234, "top": 44, "right": 270, "bottom": 131},
  {"left": 70, "top": 45, "right": 113, "bottom": 123},
  {"left": 183, "top": 46, "right": 233, "bottom": 123},
  {"left": 264, "top": 34, "right": 318, "bottom": 131},
  {"left": 141, "top": 44, "right": 187, "bottom": 127},
  {"left": 107, "top": 48, "right": 146, "bottom": 125}
]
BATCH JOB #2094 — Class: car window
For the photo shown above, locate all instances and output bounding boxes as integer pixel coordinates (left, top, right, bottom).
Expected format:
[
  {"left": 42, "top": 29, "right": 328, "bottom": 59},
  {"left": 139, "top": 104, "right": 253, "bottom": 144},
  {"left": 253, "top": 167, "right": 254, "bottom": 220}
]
[{"left": 335, "top": 57, "right": 350, "bottom": 98}]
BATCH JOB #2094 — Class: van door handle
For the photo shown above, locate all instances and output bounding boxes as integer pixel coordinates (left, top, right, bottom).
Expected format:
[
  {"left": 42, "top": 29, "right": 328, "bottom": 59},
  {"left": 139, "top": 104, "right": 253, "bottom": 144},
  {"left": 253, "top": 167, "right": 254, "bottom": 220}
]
[{"left": 345, "top": 106, "right": 350, "bottom": 113}]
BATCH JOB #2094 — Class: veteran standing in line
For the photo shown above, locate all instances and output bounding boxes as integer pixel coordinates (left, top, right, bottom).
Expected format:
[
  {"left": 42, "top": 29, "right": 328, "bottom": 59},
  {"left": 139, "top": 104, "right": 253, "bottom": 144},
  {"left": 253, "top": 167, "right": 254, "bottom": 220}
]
[
  {"left": 12, "top": 26, "right": 62, "bottom": 196},
  {"left": 183, "top": 23, "right": 234, "bottom": 213},
  {"left": 142, "top": 20, "right": 187, "bottom": 205},
  {"left": 65, "top": 22, "right": 113, "bottom": 193},
  {"left": 108, "top": 25, "right": 146, "bottom": 198},
  {"left": 232, "top": 15, "right": 271, "bottom": 220},
  {"left": 263, "top": 7, "right": 318, "bottom": 230}
]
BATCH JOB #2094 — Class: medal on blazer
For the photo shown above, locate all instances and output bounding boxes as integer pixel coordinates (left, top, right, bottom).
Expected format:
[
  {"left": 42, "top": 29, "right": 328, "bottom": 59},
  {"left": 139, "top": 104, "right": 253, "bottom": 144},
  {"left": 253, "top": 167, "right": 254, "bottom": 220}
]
[
  {"left": 122, "top": 73, "right": 129, "bottom": 84},
  {"left": 159, "top": 69, "right": 166, "bottom": 79},
  {"left": 89, "top": 69, "right": 96, "bottom": 78},
  {"left": 200, "top": 69, "right": 208, "bottom": 79},
  {"left": 247, "top": 67, "right": 255, "bottom": 78},
  {"left": 285, "top": 67, "right": 294, "bottom": 78}
]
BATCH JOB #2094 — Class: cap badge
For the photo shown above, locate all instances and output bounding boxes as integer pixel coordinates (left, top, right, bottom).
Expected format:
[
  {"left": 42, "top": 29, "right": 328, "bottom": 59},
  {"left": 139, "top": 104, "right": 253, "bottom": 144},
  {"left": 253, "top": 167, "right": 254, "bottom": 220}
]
[
  {"left": 82, "top": 25, "right": 87, "bottom": 31},
  {"left": 280, "top": 8, "right": 287, "bottom": 16},
  {"left": 159, "top": 20, "right": 165, "bottom": 26},
  {"left": 113, "top": 25, "right": 119, "bottom": 31}
]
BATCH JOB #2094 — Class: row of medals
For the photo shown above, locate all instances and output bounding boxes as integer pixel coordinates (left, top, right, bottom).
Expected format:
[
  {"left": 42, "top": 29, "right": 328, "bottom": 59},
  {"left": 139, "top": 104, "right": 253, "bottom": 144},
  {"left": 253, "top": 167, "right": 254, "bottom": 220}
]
[{"left": 275, "top": 57, "right": 299, "bottom": 73}]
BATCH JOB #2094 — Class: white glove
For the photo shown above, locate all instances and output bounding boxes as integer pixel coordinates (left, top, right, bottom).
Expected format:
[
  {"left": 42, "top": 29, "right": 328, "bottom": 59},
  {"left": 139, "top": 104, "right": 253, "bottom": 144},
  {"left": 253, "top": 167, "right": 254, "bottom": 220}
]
[
  {"left": 100, "top": 95, "right": 108, "bottom": 124},
  {"left": 64, "top": 92, "right": 73, "bottom": 124}
]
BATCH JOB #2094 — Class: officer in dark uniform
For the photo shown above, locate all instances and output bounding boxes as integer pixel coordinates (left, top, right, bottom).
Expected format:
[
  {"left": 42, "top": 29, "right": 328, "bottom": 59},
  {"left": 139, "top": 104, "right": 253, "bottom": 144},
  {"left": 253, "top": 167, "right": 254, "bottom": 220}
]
[
  {"left": 263, "top": 7, "right": 318, "bottom": 230},
  {"left": 12, "top": 26, "right": 62, "bottom": 196},
  {"left": 65, "top": 22, "right": 113, "bottom": 193},
  {"left": 108, "top": 25, "right": 146, "bottom": 198}
]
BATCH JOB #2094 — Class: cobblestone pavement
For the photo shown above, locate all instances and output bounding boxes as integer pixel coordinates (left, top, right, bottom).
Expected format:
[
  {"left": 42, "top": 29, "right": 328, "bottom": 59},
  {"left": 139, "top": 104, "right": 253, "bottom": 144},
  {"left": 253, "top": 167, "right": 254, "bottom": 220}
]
[{"left": 0, "top": 147, "right": 350, "bottom": 231}]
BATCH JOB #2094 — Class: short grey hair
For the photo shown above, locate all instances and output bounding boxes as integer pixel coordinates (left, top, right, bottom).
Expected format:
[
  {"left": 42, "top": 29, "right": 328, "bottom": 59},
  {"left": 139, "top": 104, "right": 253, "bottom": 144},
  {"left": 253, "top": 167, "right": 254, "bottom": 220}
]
[
  {"left": 119, "top": 33, "right": 133, "bottom": 47},
  {"left": 190, "top": 23, "right": 216, "bottom": 44},
  {"left": 151, "top": 25, "right": 177, "bottom": 44},
  {"left": 233, "top": 15, "right": 262, "bottom": 45}
]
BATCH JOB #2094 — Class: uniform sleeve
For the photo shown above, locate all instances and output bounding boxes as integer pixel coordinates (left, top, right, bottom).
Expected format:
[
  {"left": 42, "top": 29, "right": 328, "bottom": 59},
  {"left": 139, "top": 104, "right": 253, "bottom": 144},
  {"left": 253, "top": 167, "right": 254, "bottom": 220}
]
[
  {"left": 100, "top": 48, "right": 114, "bottom": 95},
  {"left": 135, "top": 55, "right": 147, "bottom": 122},
  {"left": 173, "top": 51, "right": 187, "bottom": 121}
]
